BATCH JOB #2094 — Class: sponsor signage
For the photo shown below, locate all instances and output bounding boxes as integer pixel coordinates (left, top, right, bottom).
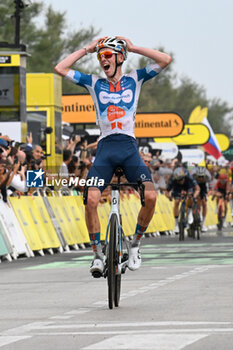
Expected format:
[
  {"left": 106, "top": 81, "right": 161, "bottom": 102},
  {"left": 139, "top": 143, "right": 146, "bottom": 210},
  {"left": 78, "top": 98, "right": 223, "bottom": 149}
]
[
  {"left": 149, "top": 142, "right": 178, "bottom": 158},
  {"left": 135, "top": 113, "right": 183, "bottom": 138},
  {"left": 0, "top": 56, "right": 11, "bottom": 64},
  {"left": 0, "top": 54, "right": 20, "bottom": 67},
  {"left": 62, "top": 94, "right": 95, "bottom": 123},
  {"left": 153, "top": 123, "right": 210, "bottom": 145},
  {"left": 180, "top": 149, "right": 205, "bottom": 164}
]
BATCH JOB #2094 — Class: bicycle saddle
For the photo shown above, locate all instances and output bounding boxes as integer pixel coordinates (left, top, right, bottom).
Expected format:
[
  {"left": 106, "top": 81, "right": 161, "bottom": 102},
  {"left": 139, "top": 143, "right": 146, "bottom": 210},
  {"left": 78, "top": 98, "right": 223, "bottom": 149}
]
[{"left": 114, "top": 167, "right": 124, "bottom": 178}]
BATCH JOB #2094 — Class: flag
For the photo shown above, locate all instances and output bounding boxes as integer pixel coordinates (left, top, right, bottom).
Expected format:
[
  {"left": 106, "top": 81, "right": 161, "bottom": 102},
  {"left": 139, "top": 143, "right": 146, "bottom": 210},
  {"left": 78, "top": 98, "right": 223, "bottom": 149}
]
[{"left": 188, "top": 106, "right": 222, "bottom": 159}]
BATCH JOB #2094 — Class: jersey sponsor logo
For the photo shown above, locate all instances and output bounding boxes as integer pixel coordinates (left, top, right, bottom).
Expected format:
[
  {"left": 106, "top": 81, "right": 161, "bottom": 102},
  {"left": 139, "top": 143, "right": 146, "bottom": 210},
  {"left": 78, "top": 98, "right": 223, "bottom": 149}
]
[
  {"left": 107, "top": 105, "right": 125, "bottom": 121},
  {"left": 99, "top": 89, "right": 133, "bottom": 104}
]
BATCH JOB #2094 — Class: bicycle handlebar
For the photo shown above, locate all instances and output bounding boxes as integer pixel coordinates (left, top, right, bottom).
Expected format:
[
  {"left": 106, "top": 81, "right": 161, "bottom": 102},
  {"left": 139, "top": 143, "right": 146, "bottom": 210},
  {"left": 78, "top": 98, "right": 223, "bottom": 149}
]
[{"left": 83, "top": 179, "right": 145, "bottom": 207}]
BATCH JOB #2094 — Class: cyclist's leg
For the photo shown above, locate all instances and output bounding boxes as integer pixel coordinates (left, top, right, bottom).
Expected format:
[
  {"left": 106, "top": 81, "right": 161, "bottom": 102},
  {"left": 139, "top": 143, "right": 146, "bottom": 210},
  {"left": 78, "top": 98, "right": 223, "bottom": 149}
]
[
  {"left": 174, "top": 196, "right": 181, "bottom": 232},
  {"left": 124, "top": 162, "right": 155, "bottom": 246},
  {"left": 122, "top": 138, "right": 155, "bottom": 269},
  {"left": 133, "top": 180, "right": 157, "bottom": 237},
  {"left": 201, "top": 196, "right": 208, "bottom": 231},
  {"left": 85, "top": 139, "right": 116, "bottom": 275},
  {"left": 186, "top": 191, "right": 194, "bottom": 224}
]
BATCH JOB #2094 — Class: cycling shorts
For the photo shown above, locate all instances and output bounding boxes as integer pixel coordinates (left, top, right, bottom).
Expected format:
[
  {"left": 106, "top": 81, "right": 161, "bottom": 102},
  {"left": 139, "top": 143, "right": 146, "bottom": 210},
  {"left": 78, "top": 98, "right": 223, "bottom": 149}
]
[
  {"left": 216, "top": 188, "right": 227, "bottom": 199},
  {"left": 86, "top": 134, "right": 152, "bottom": 192}
]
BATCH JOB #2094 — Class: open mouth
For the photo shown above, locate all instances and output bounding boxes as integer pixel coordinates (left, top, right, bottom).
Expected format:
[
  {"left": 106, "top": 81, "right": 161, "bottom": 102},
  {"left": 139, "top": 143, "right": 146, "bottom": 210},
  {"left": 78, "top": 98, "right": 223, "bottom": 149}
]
[{"left": 103, "top": 64, "right": 110, "bottom": 71}]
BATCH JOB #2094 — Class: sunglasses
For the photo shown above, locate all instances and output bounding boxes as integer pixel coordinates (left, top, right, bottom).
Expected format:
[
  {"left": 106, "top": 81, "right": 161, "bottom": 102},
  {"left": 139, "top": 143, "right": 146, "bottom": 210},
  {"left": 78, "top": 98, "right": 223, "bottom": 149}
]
[{"left": 97, "top": 51, "right": 117, "bottom": 61}]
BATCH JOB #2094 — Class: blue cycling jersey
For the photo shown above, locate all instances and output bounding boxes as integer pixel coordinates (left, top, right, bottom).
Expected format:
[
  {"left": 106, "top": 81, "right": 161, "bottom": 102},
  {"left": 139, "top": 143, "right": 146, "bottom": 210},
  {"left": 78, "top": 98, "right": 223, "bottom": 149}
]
[{"left": 65, "top": 63, "right": 163, "bottom": 140}]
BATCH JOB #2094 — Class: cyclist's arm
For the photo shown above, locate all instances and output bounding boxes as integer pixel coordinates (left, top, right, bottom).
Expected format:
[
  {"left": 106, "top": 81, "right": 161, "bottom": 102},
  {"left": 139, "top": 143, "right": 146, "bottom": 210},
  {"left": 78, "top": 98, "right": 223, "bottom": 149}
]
[
  {"left": 54, "top": 37, "right": 105, "bottom": 76},
  {"left": 116, "top": 36, "right": 171, "bottom": 68},
  {"left": 193, "top": 184, "right": 200, "bottom": 199}
]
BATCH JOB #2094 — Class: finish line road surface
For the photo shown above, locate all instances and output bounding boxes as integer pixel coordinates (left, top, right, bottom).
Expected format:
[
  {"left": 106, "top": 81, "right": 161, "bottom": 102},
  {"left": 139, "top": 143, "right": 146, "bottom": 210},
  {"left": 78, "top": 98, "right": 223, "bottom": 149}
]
[{"left": 1, "top": 231, "right": 233, "bottom": 350}]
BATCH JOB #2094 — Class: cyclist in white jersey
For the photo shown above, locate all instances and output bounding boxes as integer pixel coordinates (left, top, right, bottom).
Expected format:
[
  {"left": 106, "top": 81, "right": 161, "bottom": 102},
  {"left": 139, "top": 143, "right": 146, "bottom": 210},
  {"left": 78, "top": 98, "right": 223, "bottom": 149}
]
[{"left": 55, "top": 36, "right": 171, "bottom": 277}]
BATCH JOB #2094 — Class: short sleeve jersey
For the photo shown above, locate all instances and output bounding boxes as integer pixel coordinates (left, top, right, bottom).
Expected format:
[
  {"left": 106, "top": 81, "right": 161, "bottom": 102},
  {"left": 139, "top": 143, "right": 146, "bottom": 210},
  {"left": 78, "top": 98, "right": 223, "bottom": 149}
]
[{"left": 65, "top": 63, "right": 163, "bottom": 141}]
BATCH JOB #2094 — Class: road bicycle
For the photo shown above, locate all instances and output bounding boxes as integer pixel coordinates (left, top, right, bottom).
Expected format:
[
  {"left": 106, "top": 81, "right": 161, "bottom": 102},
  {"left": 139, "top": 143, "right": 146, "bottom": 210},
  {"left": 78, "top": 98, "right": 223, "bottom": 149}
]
[
  {"left": 84, "top": 168, "right": 145, "bottom": 309},
  {"left": 189, "top": 200, "right": 201, "bottom": 240}
]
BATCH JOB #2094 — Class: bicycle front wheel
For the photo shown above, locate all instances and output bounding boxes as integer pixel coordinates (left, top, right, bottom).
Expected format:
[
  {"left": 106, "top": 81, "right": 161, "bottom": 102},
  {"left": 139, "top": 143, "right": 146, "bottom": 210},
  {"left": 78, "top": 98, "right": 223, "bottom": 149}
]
[
  {"left": 107, "top": 214, "right": 118, "bottom": 309},
  {"left": 114, "top": 228, "right": 123, "bottom": 307},
  {"left": 217, "top": 205, "right": 223, "bottom": 231}
]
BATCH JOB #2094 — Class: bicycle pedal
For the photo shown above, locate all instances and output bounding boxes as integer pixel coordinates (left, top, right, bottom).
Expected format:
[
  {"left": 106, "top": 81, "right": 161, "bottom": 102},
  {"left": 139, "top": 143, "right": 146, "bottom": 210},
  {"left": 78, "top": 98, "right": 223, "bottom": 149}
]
[
  {"left": 92, "top": 271, "right": 103, "bottom": 279},
  {"left": 121, "top": 267, "right": 126, "bottom": 274}
]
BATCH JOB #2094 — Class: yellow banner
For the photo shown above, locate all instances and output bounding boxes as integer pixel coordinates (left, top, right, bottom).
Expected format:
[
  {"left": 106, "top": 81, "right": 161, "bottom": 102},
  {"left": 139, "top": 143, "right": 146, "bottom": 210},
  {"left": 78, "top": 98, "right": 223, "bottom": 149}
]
[
  {"left": 154, "top": 123, "right": 210, "bottom": 145},
  {"left": 216, "top": 134, "right": 230, "bottom": 152},
  {"left": 0, "top": 54, "right": 20, "bottom": 67}
]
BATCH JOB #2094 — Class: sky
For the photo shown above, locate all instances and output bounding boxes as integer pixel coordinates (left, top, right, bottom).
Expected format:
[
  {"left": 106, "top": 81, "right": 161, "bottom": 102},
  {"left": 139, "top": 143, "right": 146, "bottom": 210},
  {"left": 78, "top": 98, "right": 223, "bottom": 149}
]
[{"left": 41, "top": 0, "right": 233, "bottom": 108}]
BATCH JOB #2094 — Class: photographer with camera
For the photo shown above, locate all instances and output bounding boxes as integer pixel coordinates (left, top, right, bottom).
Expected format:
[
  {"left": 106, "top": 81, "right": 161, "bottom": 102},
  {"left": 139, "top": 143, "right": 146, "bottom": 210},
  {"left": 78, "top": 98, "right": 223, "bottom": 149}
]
[{"left": 0, "top": 135, "right": 27, "bottom": 200}]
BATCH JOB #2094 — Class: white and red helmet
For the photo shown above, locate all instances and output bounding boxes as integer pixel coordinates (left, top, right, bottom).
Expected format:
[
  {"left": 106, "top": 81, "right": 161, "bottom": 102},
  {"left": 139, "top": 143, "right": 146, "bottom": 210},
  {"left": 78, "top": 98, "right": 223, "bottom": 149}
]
[{"left": 96, "top": 37, "right": 127, "bottom": 60}]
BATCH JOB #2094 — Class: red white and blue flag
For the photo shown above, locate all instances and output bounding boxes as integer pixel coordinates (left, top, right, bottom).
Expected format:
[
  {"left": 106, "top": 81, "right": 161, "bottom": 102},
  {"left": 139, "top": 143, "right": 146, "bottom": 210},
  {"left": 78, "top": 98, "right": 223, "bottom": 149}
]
[{"left": 202, "top": 117, "right": 222, "bottom": 159}]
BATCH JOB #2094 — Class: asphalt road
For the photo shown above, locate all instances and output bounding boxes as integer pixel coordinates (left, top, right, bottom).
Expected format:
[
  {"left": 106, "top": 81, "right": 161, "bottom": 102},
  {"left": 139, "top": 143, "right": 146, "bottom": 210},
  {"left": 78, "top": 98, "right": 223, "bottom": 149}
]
[{"left": 1, "top": 230, "right": 233, "bottom": 350}]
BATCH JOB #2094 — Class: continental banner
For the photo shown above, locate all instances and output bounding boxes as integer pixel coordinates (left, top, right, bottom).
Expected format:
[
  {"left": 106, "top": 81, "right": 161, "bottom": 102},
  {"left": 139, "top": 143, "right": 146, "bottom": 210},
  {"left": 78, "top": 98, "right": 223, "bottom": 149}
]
[
  {"left": 62, "top": 94, "right": 95, "bottom": 123},
  {"left": 135, "top": 113, "right": 184, "bottom": 138}
]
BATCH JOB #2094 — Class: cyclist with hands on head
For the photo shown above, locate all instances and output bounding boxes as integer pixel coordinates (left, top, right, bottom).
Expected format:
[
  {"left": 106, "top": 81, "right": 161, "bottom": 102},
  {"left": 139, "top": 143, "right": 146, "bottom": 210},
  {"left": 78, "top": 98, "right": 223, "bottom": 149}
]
[
  {"left": 55, "top": 36, "right": 171, "bottom": 277},
  {"left": 165, "top": 167, "right": 200, "bottom": 233}
]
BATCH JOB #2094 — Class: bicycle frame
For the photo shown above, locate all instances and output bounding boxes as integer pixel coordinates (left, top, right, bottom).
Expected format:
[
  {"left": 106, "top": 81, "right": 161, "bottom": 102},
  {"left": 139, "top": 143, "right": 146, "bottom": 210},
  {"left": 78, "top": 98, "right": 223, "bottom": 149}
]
[
  {"left": 83, "top": 167, "right": 145, "bottom": 309},
  {"left": 104, "top": 188, "right": 128, "bottom": 275}
]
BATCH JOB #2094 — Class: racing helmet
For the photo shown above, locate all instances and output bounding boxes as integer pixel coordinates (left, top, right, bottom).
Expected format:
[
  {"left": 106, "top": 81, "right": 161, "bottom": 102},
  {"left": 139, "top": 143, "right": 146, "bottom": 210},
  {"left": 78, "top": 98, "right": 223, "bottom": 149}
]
[
  {"left": 96, "top": 37, "right": 127, "bottom": 60},
  {"left": 218, "top": 173, "right": 228, "bottom": 181},
  {"left": 173, "top": 167, "right": 185, "bottom": 181},
  {"left": 196, "top": 166, "right": 206, "bottom": 177}
]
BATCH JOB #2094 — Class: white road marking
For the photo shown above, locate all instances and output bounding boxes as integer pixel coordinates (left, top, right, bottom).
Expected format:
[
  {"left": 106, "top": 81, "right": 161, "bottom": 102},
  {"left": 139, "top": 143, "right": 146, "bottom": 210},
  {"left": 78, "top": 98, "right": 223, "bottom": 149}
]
[
  {"left": 49, "top": 315, "right": 73, "bottom": 320},
  {"left": 31, "top": 321, "right": 232, "bottom": 330},
  {"left": 81, "top": 334, "right": 208, "bottom": 350},
  {"left": 65, "top": 308, "right": 90, "bottom": 315},
  {"left": 0, "top": 336, "right": 31, "bottom": 347},
  {"left": 31, "top": 328, "right": 233, "bottom": 336}
]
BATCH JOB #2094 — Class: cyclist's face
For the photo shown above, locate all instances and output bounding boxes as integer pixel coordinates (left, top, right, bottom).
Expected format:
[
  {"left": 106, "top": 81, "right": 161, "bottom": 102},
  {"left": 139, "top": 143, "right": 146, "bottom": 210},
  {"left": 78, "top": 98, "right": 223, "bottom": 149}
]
[
  {"left": 197, "top": 176, "right": 205, "bottom": 183},
  {"left": 220, "top": 179, "right": 227, "bottom": 184},
  {"left": 98, "top": 49, "right": 123, "bottom": 77}
]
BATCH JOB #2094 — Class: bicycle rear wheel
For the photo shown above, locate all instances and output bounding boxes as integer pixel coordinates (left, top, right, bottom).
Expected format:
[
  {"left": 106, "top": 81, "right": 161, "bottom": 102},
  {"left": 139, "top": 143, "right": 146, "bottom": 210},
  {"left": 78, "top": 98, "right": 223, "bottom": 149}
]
[
  {"left": 107, "top": 214, "right": 119, "bottom": 309},
  {"left": 178, "top": 203, "right": 185, "bottom": 241}
]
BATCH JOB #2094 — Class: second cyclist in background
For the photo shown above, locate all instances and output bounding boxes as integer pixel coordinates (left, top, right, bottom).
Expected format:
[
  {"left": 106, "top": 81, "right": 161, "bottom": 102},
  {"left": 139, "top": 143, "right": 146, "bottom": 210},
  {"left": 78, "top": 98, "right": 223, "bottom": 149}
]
[
  {"left": 191, "top": 166, "right": 211, "bottom": 232},
  {"left": 212, "top": 173, "right": 230, "bottom": 228},
  {"left": 165, "top": 167, "right": 200, "bottom": 234}
]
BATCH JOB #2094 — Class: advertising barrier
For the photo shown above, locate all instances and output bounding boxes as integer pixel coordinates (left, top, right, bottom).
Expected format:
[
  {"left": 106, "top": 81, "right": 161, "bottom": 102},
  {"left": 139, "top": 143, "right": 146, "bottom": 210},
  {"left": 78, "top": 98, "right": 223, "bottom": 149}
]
[
  {"left": 1, "top": 193, "right": 232, "bottom": 262},
  {"left": 0, "top": 200, "right": 33, "bottom": 257}
]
